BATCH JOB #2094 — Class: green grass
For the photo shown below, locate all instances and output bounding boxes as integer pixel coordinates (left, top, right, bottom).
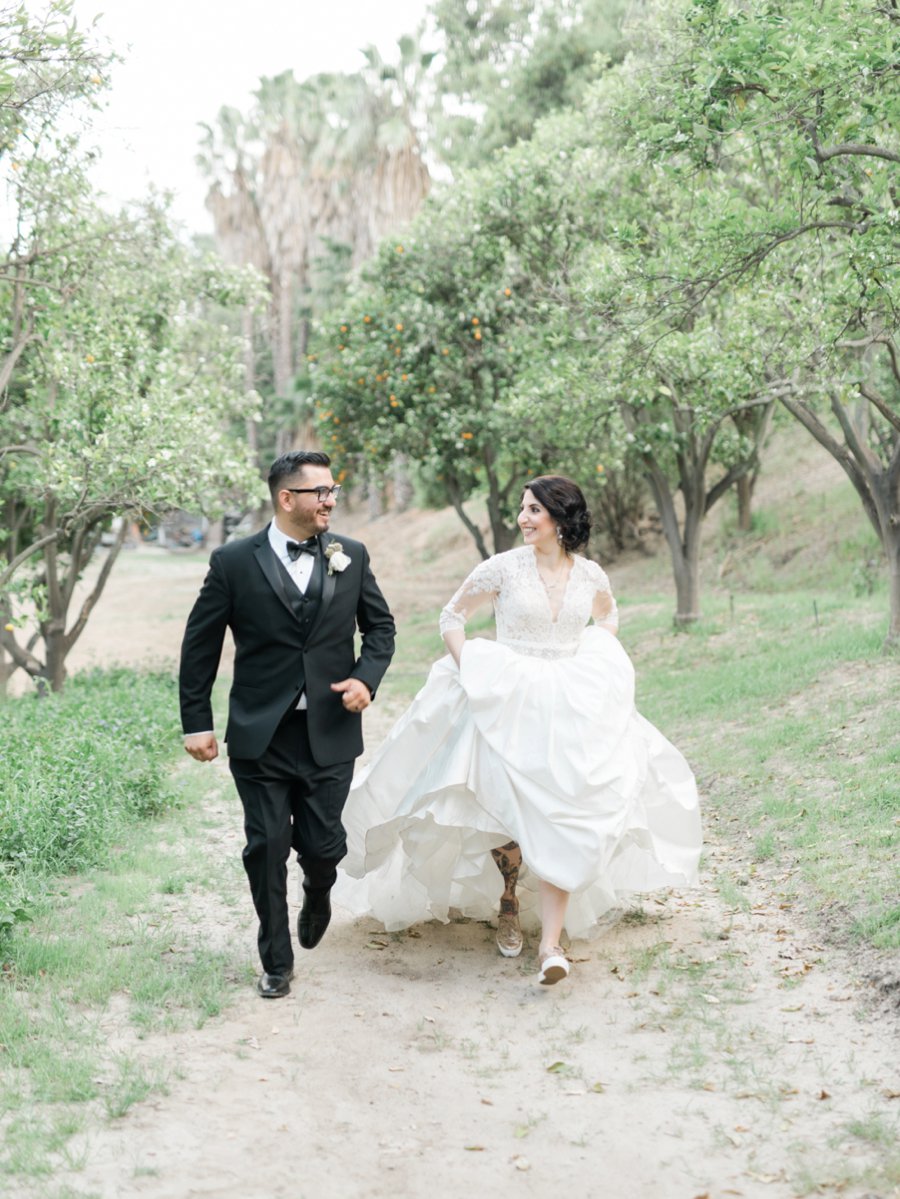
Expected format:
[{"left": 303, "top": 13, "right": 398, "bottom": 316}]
[
  {"left": 0, "top": 669, "right": 242, "bottom": 1183},
  {"left": 607, "top": 586, "right": 898, "bottom": 943},
  {"left": 378, "top": 577, "right": 899, "bottom": 952},
  {"left": 0, "top": 668, "right": 182, "bottom": 945}
]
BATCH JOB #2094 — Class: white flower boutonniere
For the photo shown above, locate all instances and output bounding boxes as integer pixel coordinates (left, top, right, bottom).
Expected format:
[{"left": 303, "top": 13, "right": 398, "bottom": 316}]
[{"left": 324, "top": 541, "right": 351, "bottom": 576}]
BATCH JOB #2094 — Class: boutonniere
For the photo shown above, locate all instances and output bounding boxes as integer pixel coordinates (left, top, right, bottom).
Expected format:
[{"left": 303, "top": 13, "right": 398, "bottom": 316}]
[{"left": 324, "top": 541, "right": 351, "bottom": 575}]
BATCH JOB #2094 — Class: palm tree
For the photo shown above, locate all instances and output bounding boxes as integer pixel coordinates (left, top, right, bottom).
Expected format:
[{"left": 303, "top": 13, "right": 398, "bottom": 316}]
[{"left": 198, "top": 44, "right": 434, "bottom": 454}]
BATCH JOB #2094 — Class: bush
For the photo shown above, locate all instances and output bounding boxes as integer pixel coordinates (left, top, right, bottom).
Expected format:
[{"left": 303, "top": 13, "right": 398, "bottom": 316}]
[{"left": 0, "top": 668, "right": 180, "bottom": 945}]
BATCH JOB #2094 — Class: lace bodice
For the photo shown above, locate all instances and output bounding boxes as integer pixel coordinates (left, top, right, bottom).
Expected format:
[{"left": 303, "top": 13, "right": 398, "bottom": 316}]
[{"left": 439, "top": 546, "right": 618, "bottom": 659}]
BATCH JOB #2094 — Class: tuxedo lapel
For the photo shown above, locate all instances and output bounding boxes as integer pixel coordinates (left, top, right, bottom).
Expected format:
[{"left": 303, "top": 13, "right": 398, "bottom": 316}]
[
  {"left": 252, "top": 527, "right": 298, "bottom": 623},
  {"left": 306, "top": 534, "right": 337, "bottom": 641}
]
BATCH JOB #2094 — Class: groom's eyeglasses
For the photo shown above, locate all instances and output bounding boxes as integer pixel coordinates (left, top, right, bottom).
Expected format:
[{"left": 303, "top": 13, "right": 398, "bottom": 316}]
[{"left": 284, "top": 485, "right": 342, "bottom": 502}]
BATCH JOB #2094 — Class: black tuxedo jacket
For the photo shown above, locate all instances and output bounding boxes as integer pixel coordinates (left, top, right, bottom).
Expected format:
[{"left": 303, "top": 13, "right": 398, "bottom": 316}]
[{"left": 179, "top": 526, "right": 395, "bottom": 766}]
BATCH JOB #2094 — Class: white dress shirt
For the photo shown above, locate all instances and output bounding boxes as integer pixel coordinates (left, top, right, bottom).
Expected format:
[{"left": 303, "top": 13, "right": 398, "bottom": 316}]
[{"left": 268, "top": 520, "right": 317, "bottom": 710}]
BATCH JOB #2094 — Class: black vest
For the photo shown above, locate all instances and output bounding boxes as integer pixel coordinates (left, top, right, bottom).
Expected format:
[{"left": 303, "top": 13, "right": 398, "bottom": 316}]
[
  {"left": 272, "top": 548, "right": 324, "bottom": 711},
  {"left": 273, "top": 548, "right": 324, "bottom": 643}
]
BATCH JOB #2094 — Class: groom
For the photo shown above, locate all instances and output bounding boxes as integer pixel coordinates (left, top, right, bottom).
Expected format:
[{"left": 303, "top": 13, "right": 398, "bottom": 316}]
[{"left": 179, "top": 450, "right": 395, "bottom": 998}]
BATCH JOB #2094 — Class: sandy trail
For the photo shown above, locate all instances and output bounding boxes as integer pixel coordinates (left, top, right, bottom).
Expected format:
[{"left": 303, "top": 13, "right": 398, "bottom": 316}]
[{"left": 17, "top": 519, "right": 900, "bottom": 1198}]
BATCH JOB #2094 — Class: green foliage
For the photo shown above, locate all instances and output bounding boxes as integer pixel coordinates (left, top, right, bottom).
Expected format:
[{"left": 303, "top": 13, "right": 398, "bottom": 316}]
[
  {"left": 0, "top": 668, "right": 180, "bottom": 944},
  {"left": 0, "top": 156, "right": 267, "bottom": 688},
  {"left": 0, "top": 0, "right": 110, "bottom": 157},
  {"left": 599, "top": 0, "right": 899, "bottom": 636},
  {"left": 312, "top": 113, "right": 644, "bottom": 553},
  {"left": 432, "top": 0, "right": 631, "bottom": 166}
]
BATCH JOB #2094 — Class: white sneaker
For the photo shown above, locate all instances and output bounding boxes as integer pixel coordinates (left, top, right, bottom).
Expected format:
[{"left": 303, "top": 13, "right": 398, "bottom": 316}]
[{"left": 537, "top": 947, "right": 569, "bottom": 985}]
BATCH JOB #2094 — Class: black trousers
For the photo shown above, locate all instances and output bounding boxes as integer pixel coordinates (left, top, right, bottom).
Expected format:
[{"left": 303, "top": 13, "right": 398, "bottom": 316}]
[{"left": 229, "top": 710, "right": 353, "bottom": 974}]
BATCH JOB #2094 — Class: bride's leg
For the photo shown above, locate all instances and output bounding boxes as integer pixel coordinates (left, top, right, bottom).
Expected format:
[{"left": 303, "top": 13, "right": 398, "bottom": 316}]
[
  {"left": 537, "top": 879, "right": 570, "bottom": 985},
  {"left": 491, "top": 841, "right": 523, "bottom": 958}
]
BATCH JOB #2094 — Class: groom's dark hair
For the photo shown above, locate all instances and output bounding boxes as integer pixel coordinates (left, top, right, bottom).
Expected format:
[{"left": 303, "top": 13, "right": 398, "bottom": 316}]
[{"left": 267, "top": 450, "right": 332, "bottom": 502}]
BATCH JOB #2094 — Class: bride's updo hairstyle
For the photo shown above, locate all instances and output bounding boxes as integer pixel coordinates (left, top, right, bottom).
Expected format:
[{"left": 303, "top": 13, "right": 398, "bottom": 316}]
[{"left": 523, "top": 475, "right": 592, "bottom": 553}]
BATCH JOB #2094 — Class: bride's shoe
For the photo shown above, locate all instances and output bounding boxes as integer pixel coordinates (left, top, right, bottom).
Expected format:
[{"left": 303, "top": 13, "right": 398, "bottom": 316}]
[
  {"left": 537, "top": 946, "right": 569, "bottom": 985},
  {"left": 496, "top": 897, "right": 523, "bottom": 958}
]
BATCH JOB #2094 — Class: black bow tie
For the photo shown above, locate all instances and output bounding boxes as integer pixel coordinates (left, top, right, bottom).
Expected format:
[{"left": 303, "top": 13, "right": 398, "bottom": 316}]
[{"left": 286, "top": 537, "right": 318, "bottom": 561}]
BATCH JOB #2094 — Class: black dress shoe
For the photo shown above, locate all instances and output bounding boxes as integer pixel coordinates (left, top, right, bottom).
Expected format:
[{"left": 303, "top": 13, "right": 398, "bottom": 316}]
[
  {"left": 256, "top": 969, "right": 293, "bottom": 999},
  {"left": 298, "top": 886, "right": 332, "bottom": 949}
]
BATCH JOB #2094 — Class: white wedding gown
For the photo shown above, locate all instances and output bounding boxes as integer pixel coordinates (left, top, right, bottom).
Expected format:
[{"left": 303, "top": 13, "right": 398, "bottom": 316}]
[{"left": 338, "top": 547, "right": 702, "bottom": 937}]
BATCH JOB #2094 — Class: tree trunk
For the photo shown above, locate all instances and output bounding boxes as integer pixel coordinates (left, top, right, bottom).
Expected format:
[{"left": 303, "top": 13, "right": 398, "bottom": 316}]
[
  {"left": 780, "top": 390, "right": 900, "bottom": 648},
  {"left": 365, "top": 462, "right": 383, "bottom": 520},
  {"left": 242, "top": 307, "right": 258, "bottom": 462},
  {"left": 644, "top": 464, "right": 703, "bottom": 626},
  {"left": 444, "top": 474, "right": 490, "bottom": 560},
  {"left": 672, "top": 539, "right": 702, "bottom": 626},
  {"left": 44, "top": 621, "right": 67, "bottom": 692},
  {"left": 272, "top": 274, "right": 294, "bottom": 397},
  {"left": 887, "top": 535, "right": 900, "bottom": 650},
  {"left": 0, "top": 649, "right": 14, "bottom": 694},
  {"left": 483, "top": 444, "right": 516, "bottom": 554},
  {"left": 391, "top": 453, "right": 415, "bottom": 512},
  {"left": 736, "top": 473, "right": 754, "bottom": 532}
]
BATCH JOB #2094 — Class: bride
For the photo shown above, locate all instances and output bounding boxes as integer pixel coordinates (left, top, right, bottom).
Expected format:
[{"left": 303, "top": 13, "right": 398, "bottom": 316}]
[{"left": 339, "top": 475, "right": 702, "bottom": 984}]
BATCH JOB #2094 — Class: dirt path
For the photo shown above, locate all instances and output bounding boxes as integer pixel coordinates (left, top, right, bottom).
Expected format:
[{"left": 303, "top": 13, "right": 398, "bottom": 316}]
[{"left": 34, "top": 524, "right": 900, "bottom": 1198}]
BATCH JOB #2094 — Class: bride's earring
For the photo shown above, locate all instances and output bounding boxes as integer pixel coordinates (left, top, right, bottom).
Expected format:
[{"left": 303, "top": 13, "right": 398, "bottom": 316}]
[{"left": 555, "top": 526, "right": 563, "bottom": 544}]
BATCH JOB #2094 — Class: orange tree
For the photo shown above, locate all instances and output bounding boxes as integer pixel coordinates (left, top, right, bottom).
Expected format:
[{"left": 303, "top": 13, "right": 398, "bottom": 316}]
[{"left": 312, "top": 116, "right": 631, "bottom": 557}]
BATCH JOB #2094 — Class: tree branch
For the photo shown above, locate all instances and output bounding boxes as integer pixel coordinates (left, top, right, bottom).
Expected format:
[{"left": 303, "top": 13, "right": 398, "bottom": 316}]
[
  {"left": 0, "top": 530, "right": 57, "bottom": 590},
  {"left": 64, "top": 520, "right": 128, "bottom": 654},
  {"left": 444, "top": 473, "right": 489, "bottom": 560},
  {"left": 705, "top": 459, "right": 753, "bottom": 513},
  {"left": 781, "top": 395, "right": 882, "bottom": 537},
  {"left": 859, "top": 382, "right": 900, "bottom": 436},
  {"left": 817, "top": 141, "right": 900, "bottom": 164},
  {"left": 830, "top": 389, "right": 882, "bottom": 472}
]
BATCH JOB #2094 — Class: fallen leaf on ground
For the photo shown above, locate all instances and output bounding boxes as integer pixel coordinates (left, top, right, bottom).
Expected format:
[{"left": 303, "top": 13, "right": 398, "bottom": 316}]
[
  {"left": 701, "top": 993, "right": 720, "bottom": 1004},
  {"left": 546, "top": 1061, "right": 567, "bottom": 1073},
  {"left": 366, "top": 940, "right": 388, "bottom": 950},
  {"left": 464, "top": 1145, "right": 485, "bottom": 1152},
  {"left": 388, "top": 1066, "right": 404, "bottom": 1073},
  {"left": 511, "top": 1155, "right": 530, "bottom": 1171},
  {"left": 817, "top": 1090, "right": 831, "bottom": 1100}
]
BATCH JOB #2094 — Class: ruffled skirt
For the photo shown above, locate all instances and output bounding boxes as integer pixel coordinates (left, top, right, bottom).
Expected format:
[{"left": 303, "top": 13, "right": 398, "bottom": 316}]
[{"left": 337, "top": 628, "right": 701, "bottom": 937}]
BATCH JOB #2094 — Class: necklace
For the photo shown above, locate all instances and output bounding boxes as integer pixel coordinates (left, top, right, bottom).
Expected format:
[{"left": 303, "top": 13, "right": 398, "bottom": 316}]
[{"left": 537, "top": 557, "right": 570, "bottom": 592}]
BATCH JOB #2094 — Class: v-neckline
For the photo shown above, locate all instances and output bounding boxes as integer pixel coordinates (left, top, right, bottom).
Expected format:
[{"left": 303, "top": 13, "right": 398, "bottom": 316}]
[{"left": 529, "top": 547, "right": 574, "bottom": 624}]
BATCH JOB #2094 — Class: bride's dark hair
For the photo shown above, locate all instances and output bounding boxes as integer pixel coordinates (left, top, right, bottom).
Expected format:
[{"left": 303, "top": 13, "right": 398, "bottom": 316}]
[{"left": 522, "top": 475, "right": 592, "bottom": 552}]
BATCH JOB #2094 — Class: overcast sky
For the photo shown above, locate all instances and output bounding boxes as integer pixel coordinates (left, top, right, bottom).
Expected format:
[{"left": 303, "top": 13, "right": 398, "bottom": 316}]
[{"left": 70, "top": 0, "right": 432, "bottom": 234}]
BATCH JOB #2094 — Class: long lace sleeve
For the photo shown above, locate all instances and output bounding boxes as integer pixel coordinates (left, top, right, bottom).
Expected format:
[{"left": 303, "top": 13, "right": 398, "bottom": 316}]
[
  {"left": 590, "top": 563, "right": 619, "bottom": 633},
  {"left": 439, "top": 556, "right": 504, "bottom": 635}
]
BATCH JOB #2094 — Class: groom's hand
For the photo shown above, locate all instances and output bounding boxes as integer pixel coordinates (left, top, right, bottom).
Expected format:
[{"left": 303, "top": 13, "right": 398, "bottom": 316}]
[
  {"left": 184, "top": 732, "right": 219, "bottom": 762},
  {"left": 331, "top": 678, "right": 371, "bottom": 713}
]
